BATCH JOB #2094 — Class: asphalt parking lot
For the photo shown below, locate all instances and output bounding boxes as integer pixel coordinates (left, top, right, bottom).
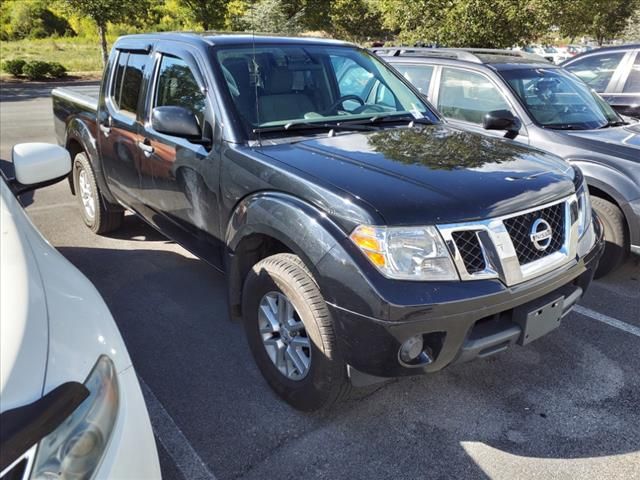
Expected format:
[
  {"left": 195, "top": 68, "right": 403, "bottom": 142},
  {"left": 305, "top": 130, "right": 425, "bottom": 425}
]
[{"left": 1, "top": 82, "right": 639, "bottom": 480}]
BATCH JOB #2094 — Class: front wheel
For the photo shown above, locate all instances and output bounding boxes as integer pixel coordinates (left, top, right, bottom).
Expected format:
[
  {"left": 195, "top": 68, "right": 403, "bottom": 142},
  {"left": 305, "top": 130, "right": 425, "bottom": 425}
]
[
  {"left": 591, "top": 196, "right": 628, "bottom": 278},
  {"left": 242, "top": 253, "right": 350, "bottom": 411}
]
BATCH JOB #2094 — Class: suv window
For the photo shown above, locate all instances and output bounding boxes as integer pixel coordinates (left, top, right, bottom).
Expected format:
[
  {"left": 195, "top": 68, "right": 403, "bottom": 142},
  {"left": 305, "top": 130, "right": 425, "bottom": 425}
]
[
  {"left": 438, "top": 68, "right": 510, "bottom": 124},
  {"left": 393, "top": 64, "right": 434, "bottom": 96},
  {"left": 155, "top": 56, "right": 206, "bottom": 126},
  {"left": 111, "top": 52, "right": 147, "bottom": 115},
  {"left": 623, "top": 54, "right": 640, "bottom": 93},
  {"left": 565, "top": 52, "right": 625, "bottom": 91}
]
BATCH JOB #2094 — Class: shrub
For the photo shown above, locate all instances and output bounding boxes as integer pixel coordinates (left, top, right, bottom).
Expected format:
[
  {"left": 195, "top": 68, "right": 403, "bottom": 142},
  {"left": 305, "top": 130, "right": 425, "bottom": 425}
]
[
  {"left": 23, "top": 61, "right": 51, "bottom": 80},
  {"left": 2, "top": 58, "right": 27, "bottom": 77},
  {"left": 47, "top": 62, "right": 67, "bottom": 78}
]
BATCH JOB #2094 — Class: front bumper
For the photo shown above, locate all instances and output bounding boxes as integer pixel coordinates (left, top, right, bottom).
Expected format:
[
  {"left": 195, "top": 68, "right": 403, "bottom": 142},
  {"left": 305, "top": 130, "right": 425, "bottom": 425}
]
[{"left": 326, "top": 220, "right": 604, "bottom": 380}]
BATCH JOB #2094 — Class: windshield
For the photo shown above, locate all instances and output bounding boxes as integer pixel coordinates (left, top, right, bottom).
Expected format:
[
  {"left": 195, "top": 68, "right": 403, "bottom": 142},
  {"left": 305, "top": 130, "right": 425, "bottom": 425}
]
[
  {"left": 214, "top": 45, "right": 437, "bottom": 134},
  {"left": 500, "top": 67, "right": 622, "bottom": 129}
]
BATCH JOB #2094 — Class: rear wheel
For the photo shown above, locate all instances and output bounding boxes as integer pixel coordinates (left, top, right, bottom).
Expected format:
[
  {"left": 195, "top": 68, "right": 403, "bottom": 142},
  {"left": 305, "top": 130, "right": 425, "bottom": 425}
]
[
  {"left": 242, "top": 253, "right": 350, "bottom": 411},
  {"left": 591, "top": 196, "right": 628, "bottom": 278},
  {"left": 73, "top": 152, "right": 123, "bottom": 234}
]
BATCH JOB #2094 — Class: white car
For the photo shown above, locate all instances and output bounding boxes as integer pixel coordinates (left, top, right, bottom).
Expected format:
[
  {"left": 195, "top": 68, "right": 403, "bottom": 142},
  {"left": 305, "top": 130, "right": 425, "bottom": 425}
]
[{"left": 0, "top": 144, "right": 161, "bottom": 479}]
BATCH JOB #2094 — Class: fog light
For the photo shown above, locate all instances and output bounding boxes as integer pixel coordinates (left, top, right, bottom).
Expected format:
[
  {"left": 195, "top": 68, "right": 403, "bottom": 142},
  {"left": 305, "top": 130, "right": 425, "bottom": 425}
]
[{"left": 399, "top": 335, "right": 424, "bottom": 363}]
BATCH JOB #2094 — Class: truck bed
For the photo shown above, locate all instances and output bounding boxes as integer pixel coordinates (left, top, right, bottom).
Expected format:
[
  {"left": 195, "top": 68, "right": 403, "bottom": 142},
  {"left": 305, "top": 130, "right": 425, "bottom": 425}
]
[
  {"left": 52, "top": 85, "right": 100, "bottom": 149},
  {"left": 52, "top": 85, "right": 100, "bottom": 111}
]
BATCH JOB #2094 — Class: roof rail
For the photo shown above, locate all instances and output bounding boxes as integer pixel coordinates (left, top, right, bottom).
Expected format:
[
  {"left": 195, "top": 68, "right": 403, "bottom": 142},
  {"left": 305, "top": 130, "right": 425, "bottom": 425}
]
[{"left": 370, "top": 47, "right": 541, "bottom": 64}]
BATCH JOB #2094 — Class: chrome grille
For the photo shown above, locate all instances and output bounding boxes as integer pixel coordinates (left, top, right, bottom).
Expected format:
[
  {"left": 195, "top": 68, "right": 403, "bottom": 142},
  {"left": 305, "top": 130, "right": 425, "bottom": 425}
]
[
  {"left": 503, "top": 202, "right": 565, "bottom": 265},
  {"left": 438, "top": 196, "right": 578, "bottom": 286},
  {"left": 451, "top": 230, "right": 485, "bottom": 274}
]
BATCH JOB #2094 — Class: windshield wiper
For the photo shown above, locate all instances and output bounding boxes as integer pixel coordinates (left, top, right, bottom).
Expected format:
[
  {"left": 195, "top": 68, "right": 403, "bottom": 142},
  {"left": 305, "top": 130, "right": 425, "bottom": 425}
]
[
  {"left": 343, "top": 113, "right": 433, "bottom": 126},
  {"left": 544, "top": 124, "right": 584, "bottom": 130},
  {"left": 598, "top": 120, "right": 628, "bottom": 129},
  {"left": 253, "top": 121, "right": 378, "bottom": 134}
]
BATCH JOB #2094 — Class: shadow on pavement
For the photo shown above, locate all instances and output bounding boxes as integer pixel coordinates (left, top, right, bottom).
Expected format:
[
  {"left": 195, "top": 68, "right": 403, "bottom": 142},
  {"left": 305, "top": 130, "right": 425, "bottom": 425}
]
[
  {"left": 55, "top": 245, "right": 640, "bottom": 480},
  {"left": 0, "top": 80, "right": 99, "bottom": 102}
]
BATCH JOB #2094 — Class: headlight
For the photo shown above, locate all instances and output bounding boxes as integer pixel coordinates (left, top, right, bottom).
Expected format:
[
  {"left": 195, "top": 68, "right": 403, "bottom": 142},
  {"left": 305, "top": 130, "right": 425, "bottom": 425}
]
[
  {"left": 576, "top": 184, "right": 592, "bottom": 238},
  {"left": 31, "top": 356, "right": 119, "bottom": 480},
  {"left": 350, "top": 225, "right": 458, "bottom": 280}
]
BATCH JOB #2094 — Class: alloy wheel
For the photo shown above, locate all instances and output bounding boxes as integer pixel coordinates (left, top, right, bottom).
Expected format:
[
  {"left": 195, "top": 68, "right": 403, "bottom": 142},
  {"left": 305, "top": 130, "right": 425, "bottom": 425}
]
[{"left": 258, "top": 291, "right": 312, "bottom": 381}]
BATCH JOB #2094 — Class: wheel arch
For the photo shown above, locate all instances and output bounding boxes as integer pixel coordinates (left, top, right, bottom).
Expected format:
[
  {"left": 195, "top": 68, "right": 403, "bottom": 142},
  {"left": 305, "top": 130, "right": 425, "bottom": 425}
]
[
  {"left": 225, "top": 192, "right": 348, "bottom": 322},
  {"left": 569, "top": 159, "right": 638, "bottom": 244},
  {"left": 64, "top": 118, "right": 119, "bottom": 205}
]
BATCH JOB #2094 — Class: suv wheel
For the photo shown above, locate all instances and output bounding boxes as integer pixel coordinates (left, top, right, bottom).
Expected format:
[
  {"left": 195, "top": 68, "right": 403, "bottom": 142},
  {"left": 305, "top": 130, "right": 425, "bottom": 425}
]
[
  {"left": 591, "top": 196, "right": 628, "bottom": 278},
  {"left": 73, "top": 152, "right": 123, "bottom": 234},
  {"left": 242, "top": 253, "right": 350, "bottom": 411}
]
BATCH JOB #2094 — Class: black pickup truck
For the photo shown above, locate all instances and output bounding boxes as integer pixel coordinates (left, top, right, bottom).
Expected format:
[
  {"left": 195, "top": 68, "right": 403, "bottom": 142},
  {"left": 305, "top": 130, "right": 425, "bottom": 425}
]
[{"left": 53, "top": 33, "right": 604, "bottom": 411}]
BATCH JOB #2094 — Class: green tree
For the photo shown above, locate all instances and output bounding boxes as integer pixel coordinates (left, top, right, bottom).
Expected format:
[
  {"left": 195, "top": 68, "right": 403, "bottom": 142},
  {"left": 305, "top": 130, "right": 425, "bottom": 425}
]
[
  {"left": 61, "top": 0, "right": 150, "bottom": 65},
  {"left": 556, "top": 0, "right": 640, "bottom": 45},
  {"left": 330, "top": 0, "right": 386, "bottom": 41},
  {"left": 1, "top": 0, "right": 73, "bottom": 40},
  {"left": 239, "top": 0, "right": 304, "bottom": 35},
  {"left": 177, "top": 0, "right": 228, "bottom": 30},
  {"left": 376, "top": 0, "right": 551, "bottom": 48},
  {"left": 623, "top": 7, "right": 640, "bottom": 42}
]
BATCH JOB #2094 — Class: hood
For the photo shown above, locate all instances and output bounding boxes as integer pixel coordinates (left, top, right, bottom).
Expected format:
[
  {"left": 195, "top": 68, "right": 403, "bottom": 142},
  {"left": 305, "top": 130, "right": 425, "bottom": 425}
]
[
  {"left": 562, "top": 122, "right": 640, "bottom": 161},
  {"left": 259, "top": 125, "right": 575, "bottom": 225},
  {"left": 0, "top": 181, "right": 48, "bottom": 412}
]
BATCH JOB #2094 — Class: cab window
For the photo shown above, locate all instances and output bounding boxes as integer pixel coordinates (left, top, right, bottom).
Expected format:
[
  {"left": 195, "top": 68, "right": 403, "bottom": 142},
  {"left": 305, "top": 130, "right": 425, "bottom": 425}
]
[
  {"left": 438, "top": 68, "right": 510, "bottom": 124},
  {"left": 155, "top": 56, "right": 206, "bottom": 126},
  {"left": 110, "top": 52, "right": 147, "bottom": 115}
]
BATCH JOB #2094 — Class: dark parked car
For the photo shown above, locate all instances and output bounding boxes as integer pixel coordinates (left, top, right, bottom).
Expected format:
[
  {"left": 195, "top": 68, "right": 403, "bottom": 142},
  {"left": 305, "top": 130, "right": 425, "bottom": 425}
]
[
  {"left": 52, "top": 34, "right": 602, "bottom": 410},
  {"left": 376, "top": 47, "right": 639, "bottom": 277},
  {"left": 561, "top": 44, "right": 640, "bottom": 119}
]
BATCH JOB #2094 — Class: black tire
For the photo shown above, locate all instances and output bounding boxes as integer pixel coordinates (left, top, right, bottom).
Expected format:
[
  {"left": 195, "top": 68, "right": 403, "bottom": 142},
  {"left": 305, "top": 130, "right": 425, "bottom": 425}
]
[
  {"left": 73, "top": 152, "right": 123, "bottom": 234},
  {"left": 591, "top": 196, "right": 628, "bottom": 278},
  {"left": 242, "top": 253, "right": 351, "bottom": 411}
]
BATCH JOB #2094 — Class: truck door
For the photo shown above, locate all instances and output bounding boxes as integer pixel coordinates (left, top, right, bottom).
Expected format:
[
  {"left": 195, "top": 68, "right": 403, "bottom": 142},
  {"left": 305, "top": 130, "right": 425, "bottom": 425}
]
[
  {"left": 99, "top": 49, "right": 150, "bottom": 211},
  {"left": 138, "top": 48, "right": 224, "bottom": 268}
]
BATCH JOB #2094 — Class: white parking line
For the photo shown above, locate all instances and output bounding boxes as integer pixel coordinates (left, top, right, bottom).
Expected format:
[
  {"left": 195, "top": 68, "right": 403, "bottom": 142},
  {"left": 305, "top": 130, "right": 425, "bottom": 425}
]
[
  {"left": 139, "top": 377, "right": 217, "bottom": 480},
  {"left": 573, "top": 305, "right": 640, "bottom": 338}
]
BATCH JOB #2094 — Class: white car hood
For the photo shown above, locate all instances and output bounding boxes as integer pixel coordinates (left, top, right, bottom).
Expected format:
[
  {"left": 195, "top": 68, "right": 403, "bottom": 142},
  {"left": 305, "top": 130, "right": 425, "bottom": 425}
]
[{"left": 0, "top": 181, "right": 48, "bottom": 412}]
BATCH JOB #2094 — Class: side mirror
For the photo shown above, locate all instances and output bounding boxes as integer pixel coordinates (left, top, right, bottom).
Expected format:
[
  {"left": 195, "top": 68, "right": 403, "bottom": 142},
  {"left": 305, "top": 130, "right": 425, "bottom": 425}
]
[
  {"left": 483, "top": 110, "right": 521, "bottom": 138},
  {"left": 10, "top": 143, "right": 71, "bottom": 193},
  {"left": 152, "top": 106, "right": 202, "bottom": 140}
]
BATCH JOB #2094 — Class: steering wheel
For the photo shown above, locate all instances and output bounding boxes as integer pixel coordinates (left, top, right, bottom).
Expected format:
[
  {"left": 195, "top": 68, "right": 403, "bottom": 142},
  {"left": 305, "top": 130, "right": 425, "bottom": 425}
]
[{"left": 323, "top": 95, "right": 365, "bottom": 115}]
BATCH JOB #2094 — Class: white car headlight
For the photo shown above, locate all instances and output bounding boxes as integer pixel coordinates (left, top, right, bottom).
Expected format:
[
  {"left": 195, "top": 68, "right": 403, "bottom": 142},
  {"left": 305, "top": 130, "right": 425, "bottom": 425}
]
[
  {"left": 31, "top": 356, "right": 118, "bottom": 480},
  {"left": 350, "top": 225, "right": 458, "bottom": 280},
  {"left": 576, "top": 184, "right": 592, "bottom": 238}
]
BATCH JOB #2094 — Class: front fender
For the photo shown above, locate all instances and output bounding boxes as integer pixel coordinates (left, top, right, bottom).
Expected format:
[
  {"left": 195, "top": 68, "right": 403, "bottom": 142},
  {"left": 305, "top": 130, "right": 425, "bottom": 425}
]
[
  {"left": 226, "top": 191, "right": 347, "bottom": 267},
  {"left": 225, "top": 191, "right": 387, "bottom": 322},
  {"left": 570, "top": 159, "right": 640, "bottom": 245}
]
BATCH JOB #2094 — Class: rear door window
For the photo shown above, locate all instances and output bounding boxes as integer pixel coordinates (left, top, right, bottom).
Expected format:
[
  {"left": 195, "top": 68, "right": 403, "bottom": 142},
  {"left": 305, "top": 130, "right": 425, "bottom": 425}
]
[
  {"left": 564, "top": 52, "right": 625, "bottom": 92},
  {"left": 393, "top": 64, "right": 434, "bottom": 97},
  {"left": 110, "top": 52, "right": 147, "bottom": 115},
  {"left": 438, "top": 67, "right": 510, "bottom": 124}
]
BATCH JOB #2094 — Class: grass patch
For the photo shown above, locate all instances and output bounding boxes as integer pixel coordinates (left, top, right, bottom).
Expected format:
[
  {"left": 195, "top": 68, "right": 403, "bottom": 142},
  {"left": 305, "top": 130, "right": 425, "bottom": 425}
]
[{"left": 0, "top": 36, "right": 109, "bottom": 74}]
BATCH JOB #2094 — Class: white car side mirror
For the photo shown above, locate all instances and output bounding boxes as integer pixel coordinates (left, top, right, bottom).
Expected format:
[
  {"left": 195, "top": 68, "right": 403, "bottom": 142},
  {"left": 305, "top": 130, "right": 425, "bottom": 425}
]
[{"left": 12, "top": 143, "right": 71, "bottom": 188}]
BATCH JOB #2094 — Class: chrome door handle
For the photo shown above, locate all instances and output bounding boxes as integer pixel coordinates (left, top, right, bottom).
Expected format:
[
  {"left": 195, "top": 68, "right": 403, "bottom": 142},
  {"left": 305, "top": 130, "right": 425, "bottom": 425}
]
[
  {"left": 99, "top": 124, "right": 111, "bottom": 137},
  {"left": 137, "top": 141, "right": 154, "bottom": 156}
]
